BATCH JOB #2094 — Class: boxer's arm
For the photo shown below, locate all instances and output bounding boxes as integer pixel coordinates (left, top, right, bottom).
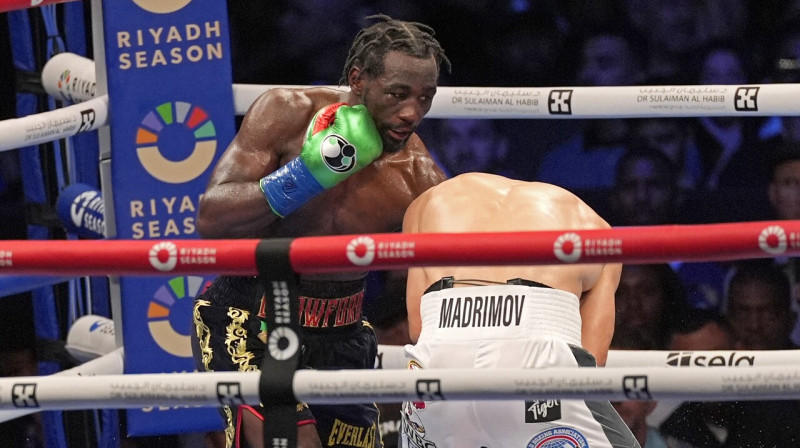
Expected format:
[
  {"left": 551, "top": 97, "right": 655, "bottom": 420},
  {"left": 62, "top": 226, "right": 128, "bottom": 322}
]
[
  {"left": 197, "top": 89, "right": 311, "bottom": 239},
  {"left": 579, "top": 262, "right": 622, "bottom": 366}
]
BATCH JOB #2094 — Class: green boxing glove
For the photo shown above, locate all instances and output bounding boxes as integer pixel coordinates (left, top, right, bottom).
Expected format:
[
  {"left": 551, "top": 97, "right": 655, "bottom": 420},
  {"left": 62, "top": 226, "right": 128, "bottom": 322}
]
[{"left": 259, "top": 103, "right": 383, "bottom": 217}]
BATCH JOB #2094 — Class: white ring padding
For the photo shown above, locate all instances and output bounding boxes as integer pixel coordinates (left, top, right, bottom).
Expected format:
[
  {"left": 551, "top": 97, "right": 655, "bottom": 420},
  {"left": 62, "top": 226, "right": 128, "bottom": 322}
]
[
  {"left": 377, "top": 345, "right": 800, "bottom": 369},
  {"left": 0, "top": 364, "right": 798, "bottom": 411},
  {"left": 0, "top": 96, "right": 107, "bottom": 152},
  {"left": 0, "top": 347, "right": 123, "bottom": 422},
  {"left": 65, "top": 315, "right": 116, "bottom": 363},
  {"left": 41, "top": 52, "right": 97, "bottom": 103}
]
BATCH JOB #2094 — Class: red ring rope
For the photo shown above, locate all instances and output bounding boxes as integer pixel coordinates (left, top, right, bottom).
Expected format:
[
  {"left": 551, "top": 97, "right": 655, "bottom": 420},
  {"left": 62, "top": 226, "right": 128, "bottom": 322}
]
[
  {"left": 0, "top": 0, "right": 77, "bottom": 14},
  {"left": 0, "top": 221, "right": 798, "bottom": 276}
]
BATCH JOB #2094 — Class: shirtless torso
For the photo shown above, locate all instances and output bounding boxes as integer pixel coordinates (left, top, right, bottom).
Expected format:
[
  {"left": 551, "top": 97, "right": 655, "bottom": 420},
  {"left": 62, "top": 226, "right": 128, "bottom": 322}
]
[{"left": 199, "top": 86, "right": 446, "bottom": 278}]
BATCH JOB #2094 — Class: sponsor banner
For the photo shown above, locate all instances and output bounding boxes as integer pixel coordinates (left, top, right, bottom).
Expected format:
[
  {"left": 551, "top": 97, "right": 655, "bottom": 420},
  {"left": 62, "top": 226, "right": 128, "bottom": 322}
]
[{"left": 100, "top": 0, "right": 234, "bottom": 435}]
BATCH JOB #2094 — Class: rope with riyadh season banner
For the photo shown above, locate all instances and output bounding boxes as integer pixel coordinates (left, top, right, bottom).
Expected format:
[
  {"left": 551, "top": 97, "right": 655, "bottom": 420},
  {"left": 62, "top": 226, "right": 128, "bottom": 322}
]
[{"left": 0, "top": 220, "right": 798, "bottom": 276}]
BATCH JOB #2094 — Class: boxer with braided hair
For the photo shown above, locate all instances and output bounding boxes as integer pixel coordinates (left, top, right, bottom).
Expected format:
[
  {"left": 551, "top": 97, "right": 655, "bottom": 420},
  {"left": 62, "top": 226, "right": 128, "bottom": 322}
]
[{"left": 191, "top": 15, "right": 449, "bottom": 448}]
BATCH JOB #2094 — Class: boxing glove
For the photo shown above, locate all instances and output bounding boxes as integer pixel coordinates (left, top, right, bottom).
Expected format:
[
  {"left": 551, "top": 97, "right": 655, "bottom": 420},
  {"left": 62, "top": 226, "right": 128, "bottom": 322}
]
[{"left": 259, "top": 103, "right": 383, "bottom": 217}]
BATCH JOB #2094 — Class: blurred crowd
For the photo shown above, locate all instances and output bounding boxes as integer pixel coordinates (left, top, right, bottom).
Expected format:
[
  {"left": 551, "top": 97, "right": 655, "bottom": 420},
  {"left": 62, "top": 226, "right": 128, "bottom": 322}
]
[{"left": 4, "top": 0, "right": 800, "bottom": 446}]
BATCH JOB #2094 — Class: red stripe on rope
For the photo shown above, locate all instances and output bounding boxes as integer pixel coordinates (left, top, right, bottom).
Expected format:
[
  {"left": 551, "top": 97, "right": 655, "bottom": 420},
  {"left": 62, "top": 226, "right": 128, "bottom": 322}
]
[{"left": 0, "top": 221, "right": 798, "bottom": 276}]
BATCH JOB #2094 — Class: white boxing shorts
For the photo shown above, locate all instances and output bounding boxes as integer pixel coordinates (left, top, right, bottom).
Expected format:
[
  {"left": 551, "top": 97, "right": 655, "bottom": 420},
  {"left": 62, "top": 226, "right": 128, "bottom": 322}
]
[{"left": 399, "top": 279, "right": 639, "bottom": 448}]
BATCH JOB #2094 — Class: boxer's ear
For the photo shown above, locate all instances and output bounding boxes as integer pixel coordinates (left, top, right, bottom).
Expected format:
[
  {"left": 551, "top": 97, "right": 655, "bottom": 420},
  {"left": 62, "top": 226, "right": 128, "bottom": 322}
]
[{"left": 348, "top": 66, "right": 364, "bottom": 95}]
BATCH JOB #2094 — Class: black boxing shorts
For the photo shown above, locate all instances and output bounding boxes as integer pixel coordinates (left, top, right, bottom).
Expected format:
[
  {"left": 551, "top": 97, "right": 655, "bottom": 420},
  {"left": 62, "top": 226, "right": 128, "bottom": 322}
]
[{"left": 191, "top": 275, "right": 381, "bottom": 448}]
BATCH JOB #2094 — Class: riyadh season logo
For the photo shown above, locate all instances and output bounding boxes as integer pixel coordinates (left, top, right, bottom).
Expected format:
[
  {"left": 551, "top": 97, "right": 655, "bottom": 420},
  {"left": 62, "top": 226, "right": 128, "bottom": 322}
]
[
  {"left": 759, "top": 225, "right": 787, "bottom": 255},
  {"left": 148, "top": 276, "right": 213, "bottom": 357},
  {"left": 132, "top": 0, "right": 193, "bottom": 14},
  {"left": 149, "top": 241, "right": 178, "bottom": 271},
  {"left": 136, "top": 101, "right": 217, "bottom": 184},
  {"left": 347, "top": 236, "right": 376, "bottom": 266},
  {"left": 553, "top": 232, "right": 582, "bottom": 263}
]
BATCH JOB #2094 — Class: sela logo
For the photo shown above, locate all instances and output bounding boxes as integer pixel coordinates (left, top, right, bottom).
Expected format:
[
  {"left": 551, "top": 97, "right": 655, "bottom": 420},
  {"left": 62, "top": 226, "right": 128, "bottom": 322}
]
[
  {"left": 216, "top": 382, "right": 245, "bottom": 407},
  {"left": 622, "top": 375, "right": 651, "bottom": 400},
  {"left": 416, "top": 379, "right": 444, "bottom": 401},
  {"left": 525, "top": 399, "right": 561, "bottom": 423},
  {"left": 548, "top": 90, "right": 573, "bottom": 115},
  {"left": 12, "top": 383, "right": 38, "bottom": 408},
  {"left": 734, "top": 86, "right": 759, "bottom": 111},
  {"left": 666, "top": 351, "right": 755, "bottom": 367}
]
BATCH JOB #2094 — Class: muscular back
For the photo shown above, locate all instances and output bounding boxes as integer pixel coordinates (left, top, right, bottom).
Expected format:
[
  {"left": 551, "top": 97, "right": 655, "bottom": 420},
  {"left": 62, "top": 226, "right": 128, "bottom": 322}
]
[
  {"left": 403, "top": 173, "right": 621, "bottom": 363},
  {"left": 198, "top": 87, "right": 445, "bottom": 239}
]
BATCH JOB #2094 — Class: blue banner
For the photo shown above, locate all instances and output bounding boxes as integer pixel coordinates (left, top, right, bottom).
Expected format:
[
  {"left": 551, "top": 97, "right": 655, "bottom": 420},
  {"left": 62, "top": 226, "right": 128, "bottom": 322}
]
[{"left": 100, "top": 0, "right": 235, "bottom": 435}]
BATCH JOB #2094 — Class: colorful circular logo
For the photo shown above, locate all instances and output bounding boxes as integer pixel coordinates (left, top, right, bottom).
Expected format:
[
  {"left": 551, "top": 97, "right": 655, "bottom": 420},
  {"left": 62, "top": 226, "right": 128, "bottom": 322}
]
[
  {"left": 553, "top": 232, "right": 582, "bottom": 263},
  {"left": 136, "top": 101, "right": 217, "bottom": 184},
  {"left": 132, "top": 0, "right": 193, "bottom": 14},
  {"left": 57, "top": 70, "right": 70, "bottom": 89},
  {"left": 148, "top": 275, "right": 213, "bottom": 357},
  {"left": 347, "top": 236, "right": 376, "bottom": 266}
]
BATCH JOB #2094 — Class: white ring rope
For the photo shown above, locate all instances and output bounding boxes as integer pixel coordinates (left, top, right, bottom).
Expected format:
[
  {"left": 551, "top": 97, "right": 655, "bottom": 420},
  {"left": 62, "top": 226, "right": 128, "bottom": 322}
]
[
  {"left": 2, "top": 52, "right": 796, "bottom": 153},
  {"left": 378, "top": 345, "right": 800, "bottom": 370},
  {"left": 0, "top": 344, "right": 794, "bottom": 413},
  {"left": 0, "top": 95, "right": 107, "bottom": 152},
  {"left": 0, "top": 364, "right": 798, "bottom": 412},
  {"left": 0, "top": 347, "right": 123, "bottom": 423}
]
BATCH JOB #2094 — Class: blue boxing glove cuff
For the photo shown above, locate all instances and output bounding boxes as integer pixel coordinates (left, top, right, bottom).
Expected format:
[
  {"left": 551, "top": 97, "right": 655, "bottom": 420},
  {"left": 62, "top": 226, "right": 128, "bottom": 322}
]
[{"left": 259, "top": 158, "right": 325, "bottom": 217}]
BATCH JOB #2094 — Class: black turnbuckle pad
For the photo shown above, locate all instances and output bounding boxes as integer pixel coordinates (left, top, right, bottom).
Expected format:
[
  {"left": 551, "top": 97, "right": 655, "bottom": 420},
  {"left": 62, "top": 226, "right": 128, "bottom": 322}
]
[{"left": 256, "top": 238, "right": 302, "bottom": 448}]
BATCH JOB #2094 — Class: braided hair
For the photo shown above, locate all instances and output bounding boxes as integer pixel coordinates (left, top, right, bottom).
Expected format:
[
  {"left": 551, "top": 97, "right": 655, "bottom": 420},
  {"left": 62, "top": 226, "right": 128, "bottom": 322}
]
[{"left": 339, "top": 14, "right": 451, "bottom": 85}]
